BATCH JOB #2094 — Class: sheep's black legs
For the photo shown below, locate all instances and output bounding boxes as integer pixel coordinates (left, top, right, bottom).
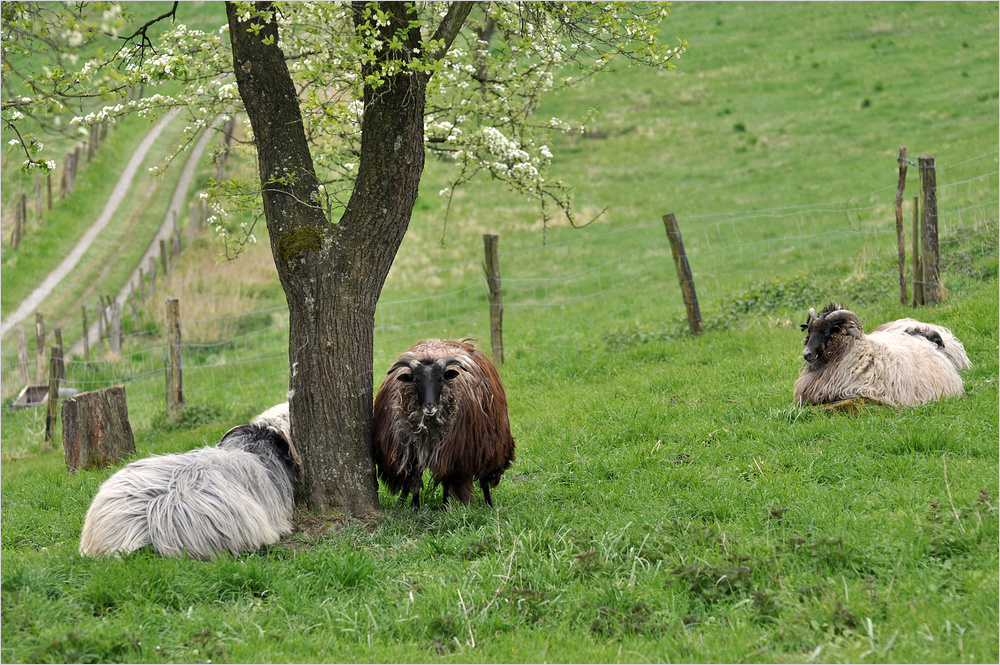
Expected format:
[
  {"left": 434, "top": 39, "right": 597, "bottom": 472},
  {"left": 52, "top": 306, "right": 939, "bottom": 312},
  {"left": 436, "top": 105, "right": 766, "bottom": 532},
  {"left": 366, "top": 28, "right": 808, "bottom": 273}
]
[{"left": 480, "top": 479, "right": 494, "bottom": 508}]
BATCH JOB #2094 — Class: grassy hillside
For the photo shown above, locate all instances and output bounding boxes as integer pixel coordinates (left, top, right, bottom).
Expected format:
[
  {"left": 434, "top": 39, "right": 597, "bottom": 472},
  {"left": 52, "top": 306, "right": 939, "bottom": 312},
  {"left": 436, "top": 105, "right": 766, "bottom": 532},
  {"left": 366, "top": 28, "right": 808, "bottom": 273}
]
[{"left": 1, "top": 2, "right": 997, "bottom": 663}]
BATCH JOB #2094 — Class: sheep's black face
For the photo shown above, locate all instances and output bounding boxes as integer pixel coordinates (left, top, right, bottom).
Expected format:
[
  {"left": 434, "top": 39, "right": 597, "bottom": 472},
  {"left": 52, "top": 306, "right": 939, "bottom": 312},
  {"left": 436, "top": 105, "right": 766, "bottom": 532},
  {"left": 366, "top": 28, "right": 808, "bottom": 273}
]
[
  {"left": 801, "top": 319, "right": 835, "bottom": 364},
  {"left": 395, "top": 360, "right": 463, "bottom": 417}
]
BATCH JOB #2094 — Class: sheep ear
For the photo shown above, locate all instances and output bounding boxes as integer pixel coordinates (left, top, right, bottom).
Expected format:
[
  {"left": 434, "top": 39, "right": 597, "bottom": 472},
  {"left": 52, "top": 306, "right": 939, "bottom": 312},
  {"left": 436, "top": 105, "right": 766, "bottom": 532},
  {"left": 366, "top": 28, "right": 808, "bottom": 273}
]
[
  {"left": 799, "top": 323, "right": 809, "bottom": 332},
  {"left": 396, "top": 372, "right": 414, "bottom": 383},
  {"left": 443, "top": 368, "right": 461, "bottom": 380}
]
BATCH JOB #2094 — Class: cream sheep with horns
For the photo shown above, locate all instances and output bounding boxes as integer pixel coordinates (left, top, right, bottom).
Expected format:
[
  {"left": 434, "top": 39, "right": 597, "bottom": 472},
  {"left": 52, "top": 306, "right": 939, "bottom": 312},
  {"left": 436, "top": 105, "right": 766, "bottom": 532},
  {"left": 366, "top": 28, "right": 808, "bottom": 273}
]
[
  {"left": 79, "top": 402, "right": 299, "bottom": 560},
  {"left": 793, "top": 304, "right": 969, "bottom": 407},
  {"left": 372, "top": 339, "right": 515, "bottom": 509}
]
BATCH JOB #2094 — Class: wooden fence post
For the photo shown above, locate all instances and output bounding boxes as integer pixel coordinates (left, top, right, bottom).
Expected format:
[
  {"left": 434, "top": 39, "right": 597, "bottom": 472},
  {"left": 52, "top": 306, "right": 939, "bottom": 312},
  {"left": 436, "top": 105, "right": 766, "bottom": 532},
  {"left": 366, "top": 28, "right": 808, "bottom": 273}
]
[
  {"left": 894, "top": 146, "right": 908, "bottom": 306},
  {"left": 149, "top": 257, "right": 157, "bottom": 297},
  {"left": 662, "top": 213, "right": 704, "bottom": 337},
  {"left": 17, "top": 325, "right": 29, "bottom": 385},
  {"left": 47, "top": 171, "right": 53, "bottom": 209},
  {"left": 45, "top": 344, "right": 63, "bottom": 443},
  {"left": 35, "top": 313, "right": 46, "bottom": 383},
  {"left": 483, "top": 233, "right": 504, "bottom": 364},
  {"left": 919, "top": 155, "right": 941, "bottom": 305},
  {"left": 82, "top": 305, "right": 90, "bottom": 361},
  {"left": 166, "top": 297, "right": 184, "bottom": 418},
  {"left": 35, "top": 174, "right": 43, "bottom": 220},
  {"left": 97, "top": 301, "right": 105, "bottom": 358},
  {"left": 11, "top": 196, "right": 23, "bottom": 248},
  {"left": 160, "top": 239, "right": 169, "bottom": 279},
  {"left": 109, "top": 301, "right": 123, "bottom": 355},
  {"left": 60, "top": 155, "right": 69, "bottom": 198},
  {"left": 54, "top": 328, "right": 64, "bottom": 381},
  {"left": 911, "top": 195, "right": 922, "bottom": 307}
]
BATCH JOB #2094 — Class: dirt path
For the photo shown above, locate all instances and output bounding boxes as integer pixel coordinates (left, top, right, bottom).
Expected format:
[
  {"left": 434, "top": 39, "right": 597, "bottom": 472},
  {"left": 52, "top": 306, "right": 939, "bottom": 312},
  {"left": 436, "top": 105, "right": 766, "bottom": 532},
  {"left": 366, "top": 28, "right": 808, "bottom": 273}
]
[
  {"left": 0, "top": 110, "right": 180, "bottom": 338},
  {"left": 67, "top": 122, "right": 217, "bottom": 357}
]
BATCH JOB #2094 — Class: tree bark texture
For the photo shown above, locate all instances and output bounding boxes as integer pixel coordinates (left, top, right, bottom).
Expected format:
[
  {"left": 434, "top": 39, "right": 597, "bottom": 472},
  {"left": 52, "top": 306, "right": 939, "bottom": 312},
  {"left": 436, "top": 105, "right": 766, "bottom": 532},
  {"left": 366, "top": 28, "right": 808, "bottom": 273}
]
[
  {"left": 62, "top": 385, "right": 136, "bottom": 472},
  {"left": 227, "top": 1, "right": 443, "bottom": 514}
]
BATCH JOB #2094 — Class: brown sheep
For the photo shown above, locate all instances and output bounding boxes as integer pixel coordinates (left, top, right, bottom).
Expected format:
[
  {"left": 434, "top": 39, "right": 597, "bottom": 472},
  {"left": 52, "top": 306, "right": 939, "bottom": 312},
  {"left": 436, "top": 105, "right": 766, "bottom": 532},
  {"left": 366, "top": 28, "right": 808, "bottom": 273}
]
[{"left": 372, "top": 339, "right": 515, "bottom": 509}]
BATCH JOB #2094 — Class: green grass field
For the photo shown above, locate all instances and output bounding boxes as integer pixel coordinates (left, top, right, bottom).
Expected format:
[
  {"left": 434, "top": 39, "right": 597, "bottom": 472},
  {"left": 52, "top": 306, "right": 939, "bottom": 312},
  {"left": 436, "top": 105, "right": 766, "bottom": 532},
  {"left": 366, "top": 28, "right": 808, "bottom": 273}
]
[{"left": 1, "top": 2, "right": 997, "bottom": 663}]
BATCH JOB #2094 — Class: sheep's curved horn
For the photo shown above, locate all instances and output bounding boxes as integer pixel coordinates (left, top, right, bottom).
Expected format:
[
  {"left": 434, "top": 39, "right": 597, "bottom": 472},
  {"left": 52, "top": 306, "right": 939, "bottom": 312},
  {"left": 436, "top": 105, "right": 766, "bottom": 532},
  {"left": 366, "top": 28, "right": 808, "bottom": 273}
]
[
  {"left": 434, "top": 356, "right": 466, "bottom": 372},
  {"left": 824, "top": 309, "right": 863, "bottom": 337},
  {"left": 824, "top": 309, "right": 860, "bottom": 324},
  {"left": 388, "top": 357, "right": 421, "bottom": 375},
  {"left": 801, "top": 307, "right": 818, "bottom": 331}
]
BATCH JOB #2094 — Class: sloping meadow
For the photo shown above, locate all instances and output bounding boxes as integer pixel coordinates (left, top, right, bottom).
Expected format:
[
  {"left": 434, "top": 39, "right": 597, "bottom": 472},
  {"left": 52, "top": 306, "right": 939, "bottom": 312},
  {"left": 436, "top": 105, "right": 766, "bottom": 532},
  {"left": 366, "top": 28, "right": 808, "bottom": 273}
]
[{"left": 2, "top": 2, "right": 998, "bottom": 663}]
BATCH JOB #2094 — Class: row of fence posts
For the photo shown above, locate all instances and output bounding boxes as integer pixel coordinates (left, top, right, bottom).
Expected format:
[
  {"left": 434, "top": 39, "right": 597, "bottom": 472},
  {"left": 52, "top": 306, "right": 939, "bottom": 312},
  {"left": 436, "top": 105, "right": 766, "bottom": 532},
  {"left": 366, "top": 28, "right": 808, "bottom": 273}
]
[
  {"left": 662, "top": 148, "right": 944, "bottom": 337},
  {"left": 21, "top": 194, "right": 212, "bottom": 440},
  {"left": 34, "top": 295, "right": 184, "bottom": 443},
  {"left": 9, "top": 121, "right": 111, "bottom": 249},
  {"left": 23, "top": 149, "right": 948, "bottom": 442},
  {"left": 9, "top": 85, "right": 148, "bottom": 250}
]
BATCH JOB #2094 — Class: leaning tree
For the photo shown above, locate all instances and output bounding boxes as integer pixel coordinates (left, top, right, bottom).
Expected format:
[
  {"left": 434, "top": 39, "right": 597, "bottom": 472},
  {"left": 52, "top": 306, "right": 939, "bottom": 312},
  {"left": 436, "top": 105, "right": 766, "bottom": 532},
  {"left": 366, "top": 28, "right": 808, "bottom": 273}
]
[{"left": 2, "top": 1, "right": 684, "bottom": 514}]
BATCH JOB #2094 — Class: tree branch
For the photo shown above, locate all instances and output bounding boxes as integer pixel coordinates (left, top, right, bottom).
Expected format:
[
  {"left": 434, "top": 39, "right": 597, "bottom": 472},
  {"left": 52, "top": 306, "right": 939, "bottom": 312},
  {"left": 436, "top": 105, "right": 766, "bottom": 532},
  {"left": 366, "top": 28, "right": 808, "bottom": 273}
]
[
  {"left": 114, "top": 1, "right": 179, "bottom": 69},
  {"left": 427, "top": 1, "right": 475, "bottom": 62}
]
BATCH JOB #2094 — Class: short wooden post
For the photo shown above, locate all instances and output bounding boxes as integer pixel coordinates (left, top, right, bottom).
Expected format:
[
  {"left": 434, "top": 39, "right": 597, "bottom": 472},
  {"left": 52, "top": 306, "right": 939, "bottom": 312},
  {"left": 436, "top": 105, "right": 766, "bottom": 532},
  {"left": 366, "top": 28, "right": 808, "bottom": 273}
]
[
  {"left": 45, "top": 344, "right": 63, "bottom": 443},
  {"left": 483, "top": 234, "right": 504, "bottom": 364},
  {"left": 53, "top": 328, "right": 64, "bottom": 380},
  {"left": 911, "top": 195, "right": 922, "bottom": 307},
  {"left": 149, "top": 257, "right": 157, "bottom": 297},
  {"left": 34, "top": 174, "right": 43, "bottom": 219},
  {"left": 109, "top": 301, "right": 122, "bottom": 355},
  {"left": 88, "top": 123, "right": 97, "bottom": 161},
  {"left": 166, "top": 297, "right": 184, "bottom": 418},
  {"left": 60, "top": 155, "right": 69, "bottom": 198},
  {"left": 894, "top": 147, "right": 908, "bottom": 306},
  {"left": 62, "top": 385, "right": 136, "bottom": 472},
  {"left": 96, "top": 302, "right": 105, "bottom": 358},
  {"left": 160, "top": 238, "right": 169, "bottom": 278},
  {"left": 919, "top": 155, "right": 941, "bottom": 305},
  {"left": 82, "top": 305, "right": 90, "bottom": 361},
  {"left": 47, "top": 171, "right": 53, "bottom": 209},
  {"left": 35, "top": 313, "right": 46, "bottom": 383},
  {"left": 16, "top": 325, "right": 30, "bottom": 385},
  {"left": 662, "top": 213, "right": 704, "bottom": 337},
  {"left": 67, "top": 148, "right": 79, "bottom": 193},
  {"left": 11, "top": 196, "right": 22, "bottom": 248}
]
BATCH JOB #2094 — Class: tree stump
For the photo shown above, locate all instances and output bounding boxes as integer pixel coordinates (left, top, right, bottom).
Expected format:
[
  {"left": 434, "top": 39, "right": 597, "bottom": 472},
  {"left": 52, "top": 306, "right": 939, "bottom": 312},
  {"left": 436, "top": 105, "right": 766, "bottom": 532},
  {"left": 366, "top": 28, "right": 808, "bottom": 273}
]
[{"left": 62, "top": 385, "right": 136, "bottom": 472}]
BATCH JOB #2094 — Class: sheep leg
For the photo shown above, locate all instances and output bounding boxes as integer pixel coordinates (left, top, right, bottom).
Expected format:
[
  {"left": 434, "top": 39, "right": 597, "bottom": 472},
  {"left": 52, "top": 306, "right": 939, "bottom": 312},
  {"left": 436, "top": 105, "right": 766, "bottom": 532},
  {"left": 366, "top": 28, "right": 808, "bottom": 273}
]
[
  {"left": 479, "top": 479, "right": 494, "bottom": 508},
  {"left": 401, "top": 474, "right": 423, "bottom": 510}
]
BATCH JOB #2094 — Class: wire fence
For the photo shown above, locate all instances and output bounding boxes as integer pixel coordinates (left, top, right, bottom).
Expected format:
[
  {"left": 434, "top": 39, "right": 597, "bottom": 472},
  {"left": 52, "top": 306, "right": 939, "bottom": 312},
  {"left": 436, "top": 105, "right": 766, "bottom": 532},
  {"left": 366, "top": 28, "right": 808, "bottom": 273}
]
[{"left": 2, "top": 151, "right": 997, "bottom": 445}]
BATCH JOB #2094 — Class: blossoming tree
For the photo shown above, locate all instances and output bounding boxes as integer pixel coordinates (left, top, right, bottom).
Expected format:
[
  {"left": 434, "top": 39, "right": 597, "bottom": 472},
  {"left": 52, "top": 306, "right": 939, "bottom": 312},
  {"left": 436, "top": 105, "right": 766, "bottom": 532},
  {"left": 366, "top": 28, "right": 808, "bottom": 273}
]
[{"left": 3, "top": 1, "right": 684, "bottom": 515}]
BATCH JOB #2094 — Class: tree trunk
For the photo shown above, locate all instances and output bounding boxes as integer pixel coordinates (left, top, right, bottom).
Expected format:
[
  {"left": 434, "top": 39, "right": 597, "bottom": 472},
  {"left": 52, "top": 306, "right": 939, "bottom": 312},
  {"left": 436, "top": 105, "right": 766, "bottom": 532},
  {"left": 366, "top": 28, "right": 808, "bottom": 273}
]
[{"left": 227, "top": 1, "right": 432, "bottom": 514}]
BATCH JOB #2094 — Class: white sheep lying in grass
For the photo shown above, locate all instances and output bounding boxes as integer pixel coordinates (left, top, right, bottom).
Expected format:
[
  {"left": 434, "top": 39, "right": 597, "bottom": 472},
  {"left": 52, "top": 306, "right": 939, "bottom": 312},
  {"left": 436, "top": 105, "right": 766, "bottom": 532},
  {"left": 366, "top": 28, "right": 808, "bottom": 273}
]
[
  {"left": 79, "top": 403, "right": 298, "bottom": 560},
  {"left": 793, "top": 304, "right": 969, "bottom": 407}
]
